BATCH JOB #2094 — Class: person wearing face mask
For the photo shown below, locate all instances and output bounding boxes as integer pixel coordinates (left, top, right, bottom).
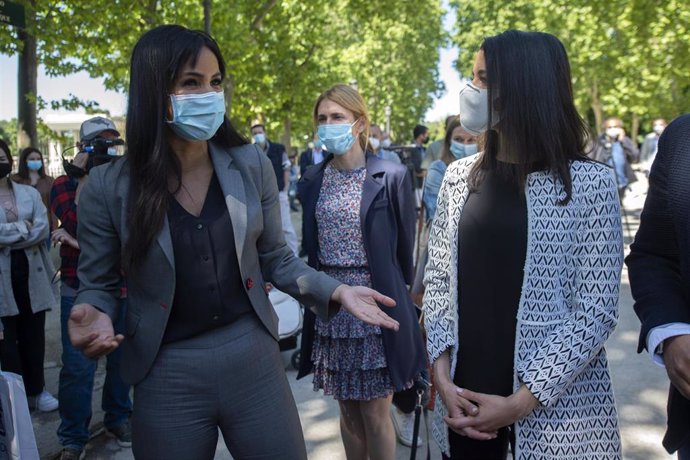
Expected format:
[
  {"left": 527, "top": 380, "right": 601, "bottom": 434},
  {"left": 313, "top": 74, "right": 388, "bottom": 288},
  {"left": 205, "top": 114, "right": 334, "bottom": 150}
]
[
  {"left": 589, "top": 117, "right": 639, "bottom": 201},
  {"left": 49, "top": 116, "right": 133, "bottom": 460},
  {"left": 0, "top": 139, "right": 59, "bottom": 415},
  {"left": 297, "top": 84, "right": 426, "bottom": 460},
  {"left": 639, "top": 118, "right": 667, "bottom": 170},
  {"left": 424, "top": 31, "right": 623, "bottom": 459},
  {"left": 299, "top": 134, "right": 326, "bottom": 177},
  {"left": 370, "top": 123, "right": 401, "bottom": 164},
  {"left": 250, "top": 123, "right": 299, "bottom": 256},
  {"left": 67, "top": 26, "right": 400, "bottom": 459},
  {"left": 11, "top": 147, "right": 57, "bottom": 232}
]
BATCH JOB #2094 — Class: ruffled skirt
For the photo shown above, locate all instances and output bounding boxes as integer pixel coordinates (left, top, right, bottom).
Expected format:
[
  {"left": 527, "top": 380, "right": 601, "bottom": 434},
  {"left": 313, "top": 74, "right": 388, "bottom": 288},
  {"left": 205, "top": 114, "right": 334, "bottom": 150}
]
[{"left": 311, "top": 267, "right": 394, "bottom": 400}]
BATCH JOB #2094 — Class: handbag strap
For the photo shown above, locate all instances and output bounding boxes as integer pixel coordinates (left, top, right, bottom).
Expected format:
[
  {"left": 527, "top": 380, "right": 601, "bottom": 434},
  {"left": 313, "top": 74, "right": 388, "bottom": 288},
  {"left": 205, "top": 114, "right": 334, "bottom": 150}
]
[{"left": 409, "top": 390, "right": 431, "bottom": 460}]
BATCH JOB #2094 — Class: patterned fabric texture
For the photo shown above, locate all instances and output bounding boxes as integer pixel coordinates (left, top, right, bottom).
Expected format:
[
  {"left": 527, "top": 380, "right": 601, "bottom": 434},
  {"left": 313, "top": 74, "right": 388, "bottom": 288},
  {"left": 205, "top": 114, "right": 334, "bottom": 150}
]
[
  {"left": 423, "top": 156, "right": 624, "bottom": 458},
  {"left": 312, "top": 165, "right": 394, "bottom": 400}
]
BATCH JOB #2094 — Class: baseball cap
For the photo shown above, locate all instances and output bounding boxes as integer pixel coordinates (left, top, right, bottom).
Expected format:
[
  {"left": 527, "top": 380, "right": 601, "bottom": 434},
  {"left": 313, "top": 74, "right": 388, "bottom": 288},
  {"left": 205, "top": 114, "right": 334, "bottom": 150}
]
[{"left": 80, "top": 116, "right": 120, "bottom": 141}]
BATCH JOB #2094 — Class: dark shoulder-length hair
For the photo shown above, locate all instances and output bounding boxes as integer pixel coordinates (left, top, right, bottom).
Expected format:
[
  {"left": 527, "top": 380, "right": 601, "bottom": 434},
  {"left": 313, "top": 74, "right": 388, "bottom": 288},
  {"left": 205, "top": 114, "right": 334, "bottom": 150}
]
[
  {"left": 124, "top": 24, "right": 247, "bottom": 270},
  {"left": 468, "top": 30, "right": 591, "bottom": 204},
  {"left": 17, "top": 147, "right": 46, "bottom": 179},
  {"left": 440, "top": 116, "right": 461, "bottom": 166}
]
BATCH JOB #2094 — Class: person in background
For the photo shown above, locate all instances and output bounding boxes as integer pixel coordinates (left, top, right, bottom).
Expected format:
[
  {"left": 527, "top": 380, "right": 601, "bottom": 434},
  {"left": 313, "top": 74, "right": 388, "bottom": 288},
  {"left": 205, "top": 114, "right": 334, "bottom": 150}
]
[
  {"left": 0, "top": 138, "right": 59, "bottom": 414},
  {"left": 299, "top": 134, "right": 326, "bottom": 177},
  {"left": 288, "top": 150, "right": 300, "bottom": 212},
  {"left": 251, "top": 123, "right": 299, "bottom": 255},
  {"left": 298, "top": 84, "right": 426, "bottom": 460},
  {"left": 424, "top": 30, "right": 623, "bottom": 459},
  {"left": 626, "top": 113, "right": 690, "bottom": 459},
  {"left": 370, "top": 124, "right": 401, "bottom": 164},
  {"left": 11, "top": 147, "right": 57, "bottom": 232},
  {"left": 410, "top": 124, "right": 429, "bottom": 206},
  {"left": 423, "top": 115, "right": 457, "bottom": 170},
  {"left": 589, "top": 117, "right": 639, "bottom": 200},
  {"left": 68, "top": 25, "right": 399, "bottom": 459},
  {"left": 639, "top": 118, "right": 667, "bottom": 175},
  {"left": 50, "top": 116, "right": 132, "bottom": 460}
]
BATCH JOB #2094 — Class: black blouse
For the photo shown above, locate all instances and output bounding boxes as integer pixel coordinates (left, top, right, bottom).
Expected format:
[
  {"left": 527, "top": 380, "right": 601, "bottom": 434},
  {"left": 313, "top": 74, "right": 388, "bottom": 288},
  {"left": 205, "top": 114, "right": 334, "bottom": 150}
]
[
  {"left": 162, "top": 173, "right": 253, "bottom": 344},
  {"left": 454, "top": 167, "right": 528, "bottom": 396}
]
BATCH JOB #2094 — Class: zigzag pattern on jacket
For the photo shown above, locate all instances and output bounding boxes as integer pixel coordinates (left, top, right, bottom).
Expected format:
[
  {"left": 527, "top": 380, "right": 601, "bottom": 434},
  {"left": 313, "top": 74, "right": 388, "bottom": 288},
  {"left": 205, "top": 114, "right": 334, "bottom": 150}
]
[{"left": 423, "top": 157, "right": 624, "bottom": 459}]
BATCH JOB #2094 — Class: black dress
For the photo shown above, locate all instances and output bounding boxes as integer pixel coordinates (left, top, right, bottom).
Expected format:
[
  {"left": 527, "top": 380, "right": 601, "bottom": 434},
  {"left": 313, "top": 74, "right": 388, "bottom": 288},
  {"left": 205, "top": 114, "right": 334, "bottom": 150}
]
[{"left": 448, "top": 166, "right": 528, "bottom": 460}]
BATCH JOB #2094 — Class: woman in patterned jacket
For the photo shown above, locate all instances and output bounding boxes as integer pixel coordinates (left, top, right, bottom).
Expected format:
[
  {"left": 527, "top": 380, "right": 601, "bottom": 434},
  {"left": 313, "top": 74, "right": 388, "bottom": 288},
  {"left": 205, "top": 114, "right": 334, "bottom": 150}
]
[{"left": 423, "top": 30, "right": 623, "bottom": 459}]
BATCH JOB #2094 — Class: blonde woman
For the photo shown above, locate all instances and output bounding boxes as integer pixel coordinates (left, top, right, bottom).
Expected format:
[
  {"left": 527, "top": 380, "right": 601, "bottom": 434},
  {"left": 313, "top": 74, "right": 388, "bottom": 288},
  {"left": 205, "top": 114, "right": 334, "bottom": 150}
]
[{"left": 297, "top": 84, "right": 426, "bottom": 459}]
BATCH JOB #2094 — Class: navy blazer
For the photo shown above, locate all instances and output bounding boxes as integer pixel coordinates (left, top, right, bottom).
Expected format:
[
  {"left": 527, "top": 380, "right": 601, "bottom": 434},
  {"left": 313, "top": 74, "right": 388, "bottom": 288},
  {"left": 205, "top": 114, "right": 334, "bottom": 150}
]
[
  {"left": 296, "top": 154, "right": 426, "bottom": 390},
  {"left": 627, "top": 114, "right": 690, "bottom": 453}
]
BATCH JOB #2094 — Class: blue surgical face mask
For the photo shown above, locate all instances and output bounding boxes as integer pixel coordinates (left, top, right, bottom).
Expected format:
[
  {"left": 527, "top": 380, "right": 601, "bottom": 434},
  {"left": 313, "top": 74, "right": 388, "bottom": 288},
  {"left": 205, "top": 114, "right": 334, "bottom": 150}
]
[
  {"left": 317, "top": 120, "right": 359, "bottom": 156},
  {"left": 254, "top": 133, "right": 266, "bottom": 144},
  {"left": 167, "top": 91, "right": 225, "bottom": 141},
  {"left": 313, "top": 139, "right": 323, "bottom": 149},
  {"left": 107, "top": 147, "right": 118, "bottom": 156},
  {"left": 27, "top": 160, "right": 43, "bottom": 171},
  {"left": 449, "top": 141, "right": 478, "bottom": 159}
]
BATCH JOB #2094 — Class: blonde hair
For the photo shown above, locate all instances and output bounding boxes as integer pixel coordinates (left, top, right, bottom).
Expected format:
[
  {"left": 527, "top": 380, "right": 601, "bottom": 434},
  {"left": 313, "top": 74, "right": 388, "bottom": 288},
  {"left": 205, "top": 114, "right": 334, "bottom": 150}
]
[{"left": 313, "top": 84, "right": 371, "bottom": 152}]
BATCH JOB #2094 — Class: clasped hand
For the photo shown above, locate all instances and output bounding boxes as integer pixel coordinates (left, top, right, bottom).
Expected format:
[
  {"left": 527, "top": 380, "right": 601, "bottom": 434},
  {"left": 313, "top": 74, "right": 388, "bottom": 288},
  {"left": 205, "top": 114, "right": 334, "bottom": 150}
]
[{"left": 440, "top": 384, "right": 539, "bottom": 440}]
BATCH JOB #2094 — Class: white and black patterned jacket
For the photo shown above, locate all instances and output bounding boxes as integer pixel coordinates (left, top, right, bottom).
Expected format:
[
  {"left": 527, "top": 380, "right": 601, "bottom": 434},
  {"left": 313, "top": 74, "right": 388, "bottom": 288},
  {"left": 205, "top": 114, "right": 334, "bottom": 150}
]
[{"left": 424, "top": 156, "right": 623, "bottom": 459}]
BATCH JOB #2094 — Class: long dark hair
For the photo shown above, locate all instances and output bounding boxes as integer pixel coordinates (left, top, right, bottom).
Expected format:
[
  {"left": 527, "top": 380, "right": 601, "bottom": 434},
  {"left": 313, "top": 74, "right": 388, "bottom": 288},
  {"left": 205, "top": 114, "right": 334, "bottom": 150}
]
[
  {"left": 468, "top": 30, "right": 591, "bottom": 204},
  {"left": 124, "top": 25, "right": 247, "bottom": 270},
  {"left": 17, "top": 147, "right": 46, "bottom": 179}
]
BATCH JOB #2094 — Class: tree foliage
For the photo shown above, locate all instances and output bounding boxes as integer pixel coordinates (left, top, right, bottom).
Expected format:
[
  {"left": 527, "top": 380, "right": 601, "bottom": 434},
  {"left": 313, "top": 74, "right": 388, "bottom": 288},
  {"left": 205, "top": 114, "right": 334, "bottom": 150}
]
[
  {"left": 450, "top": 0, "right": 690, "bottom": 139},
  {"left": 1, "top": 0, "right": 445, "bottom": 148}
]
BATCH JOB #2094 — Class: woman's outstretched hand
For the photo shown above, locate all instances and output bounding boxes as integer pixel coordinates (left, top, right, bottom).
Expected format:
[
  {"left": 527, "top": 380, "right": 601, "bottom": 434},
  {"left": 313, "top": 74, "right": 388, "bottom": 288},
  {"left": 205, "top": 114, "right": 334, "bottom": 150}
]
[
  {"left": 331, "top": 285, "right": 399, "bottom": 331},
  {"left": 69, "top": 304, "right": 124, "bottom": 359}
]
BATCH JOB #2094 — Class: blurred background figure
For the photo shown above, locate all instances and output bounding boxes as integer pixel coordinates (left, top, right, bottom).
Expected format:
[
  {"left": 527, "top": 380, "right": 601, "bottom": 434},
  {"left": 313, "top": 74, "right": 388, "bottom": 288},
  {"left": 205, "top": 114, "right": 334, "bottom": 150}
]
[
  {"left": 0, "top": 139, "right": 59, "bottom": 414},
  {"left": 370, "top": 123, "right": 401, "bottom": 164},
  {"left": 589, "top": 117, "right": 639, "bottom": 200},
  {"left": 11, "top": 147, "right": 57, "bottom": 236}
]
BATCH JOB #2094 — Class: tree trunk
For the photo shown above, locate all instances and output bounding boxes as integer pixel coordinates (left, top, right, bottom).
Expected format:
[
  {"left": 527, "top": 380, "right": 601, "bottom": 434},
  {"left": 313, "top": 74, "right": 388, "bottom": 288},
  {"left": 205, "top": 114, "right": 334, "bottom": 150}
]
[
  {"left": 224, "top": 74, "right": 234, "bottom": 115},
  {"left": 17, "top": 2, "right": 38, "bottom": 149},
  {"left": 203, "top": 0, "right": 211, "bottom": 34},
  {"left": 590, "top": 80, "right": 603, "bottom": 134},
  {"left": 631, "top": 113, "right": 640, "bottom": 145},
  {"left": 282, "top": 116, "right": 292, "bottom": 153}
]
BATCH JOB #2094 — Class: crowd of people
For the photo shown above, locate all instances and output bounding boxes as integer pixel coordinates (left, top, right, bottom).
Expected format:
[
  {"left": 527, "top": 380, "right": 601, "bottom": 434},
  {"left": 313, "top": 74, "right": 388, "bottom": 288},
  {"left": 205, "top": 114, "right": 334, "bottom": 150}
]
[{"left": 0, "top": 23, "right": 688, "bottom": 460}]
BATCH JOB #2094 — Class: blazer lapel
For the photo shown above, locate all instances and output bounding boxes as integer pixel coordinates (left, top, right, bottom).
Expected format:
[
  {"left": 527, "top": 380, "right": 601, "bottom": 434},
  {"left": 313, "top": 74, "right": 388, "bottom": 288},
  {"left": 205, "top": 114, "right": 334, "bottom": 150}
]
[
  {"left": 209, "top": 142, "right": 247, "bottom": 262},
  {"left": 360, "top": 155, "right": 385, "bottom": 229},
  {"left": 156, "top": 216, "right": 175, "bottom": 269}
]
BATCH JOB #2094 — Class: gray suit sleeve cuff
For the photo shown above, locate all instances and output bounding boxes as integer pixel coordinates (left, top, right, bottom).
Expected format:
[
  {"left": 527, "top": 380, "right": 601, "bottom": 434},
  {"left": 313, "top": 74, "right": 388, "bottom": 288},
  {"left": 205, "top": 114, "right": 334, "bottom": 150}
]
[{"left": 75, "top": 289, "right": 119, "bottom": 320}]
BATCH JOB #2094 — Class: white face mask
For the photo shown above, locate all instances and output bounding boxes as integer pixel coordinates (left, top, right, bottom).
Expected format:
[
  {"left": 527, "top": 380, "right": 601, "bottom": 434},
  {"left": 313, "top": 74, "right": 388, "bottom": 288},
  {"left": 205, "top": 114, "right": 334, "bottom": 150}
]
[
  {"left": 459, "top": 81, "right": 497, "bottom": 136},
  {"left": 653, "top": 124, "right": 665, "bottom": 135},
  {"left": 381, "top": 138, "right": 392, "bottom": 148},
  {"left": 369, "top": 136, "right": 380, "bottom": 150},
  {"left": 606, "top": 127, "right": 622, "bottom": 140}
]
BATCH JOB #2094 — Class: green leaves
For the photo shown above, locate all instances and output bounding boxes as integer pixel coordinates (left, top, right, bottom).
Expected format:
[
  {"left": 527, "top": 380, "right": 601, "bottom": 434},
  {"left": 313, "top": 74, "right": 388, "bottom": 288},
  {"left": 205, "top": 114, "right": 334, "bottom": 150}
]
[
  {"left": 1, "top": 0, "right": 446, "bottom": 147},
  {"left": 450, "top": 0, "right": 690, "bottom": 136}
]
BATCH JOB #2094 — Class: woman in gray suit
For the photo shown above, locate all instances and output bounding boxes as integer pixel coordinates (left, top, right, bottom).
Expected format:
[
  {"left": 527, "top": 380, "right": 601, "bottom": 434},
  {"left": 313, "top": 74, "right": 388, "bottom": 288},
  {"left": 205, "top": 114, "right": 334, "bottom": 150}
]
[{"left": 67, "top": 25, "right": 399, "bottom": 459}]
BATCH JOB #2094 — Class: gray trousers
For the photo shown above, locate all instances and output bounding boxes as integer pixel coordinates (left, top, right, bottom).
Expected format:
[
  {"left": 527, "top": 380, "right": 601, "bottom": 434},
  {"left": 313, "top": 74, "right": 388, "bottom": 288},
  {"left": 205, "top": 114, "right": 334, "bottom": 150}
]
[{"left": 131, "top": 314, "right": 307, "bottom": 459}]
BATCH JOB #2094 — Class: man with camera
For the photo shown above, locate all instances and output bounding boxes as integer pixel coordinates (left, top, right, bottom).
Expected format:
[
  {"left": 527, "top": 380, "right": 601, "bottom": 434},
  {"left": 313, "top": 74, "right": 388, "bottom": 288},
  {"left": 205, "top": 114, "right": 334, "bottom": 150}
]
[
  {"left": 589, "top": 117, "right": 640, "bottom": 200},
  {"left": 50, "top": 117, "right": 132, "bottom": 460}
]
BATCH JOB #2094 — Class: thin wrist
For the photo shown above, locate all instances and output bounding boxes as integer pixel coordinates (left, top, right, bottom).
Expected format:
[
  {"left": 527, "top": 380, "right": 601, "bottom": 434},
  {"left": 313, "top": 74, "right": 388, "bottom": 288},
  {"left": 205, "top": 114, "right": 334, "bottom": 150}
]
[{"left": 511, "top": 386, "right": 539, "bottom": 419}]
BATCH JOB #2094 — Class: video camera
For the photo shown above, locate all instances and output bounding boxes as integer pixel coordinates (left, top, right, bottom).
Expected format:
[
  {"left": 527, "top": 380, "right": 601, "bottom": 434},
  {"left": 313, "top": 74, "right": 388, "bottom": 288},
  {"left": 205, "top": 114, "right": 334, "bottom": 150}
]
[{"left": 62, "top": 137, "right": 125, "bottom": 179}]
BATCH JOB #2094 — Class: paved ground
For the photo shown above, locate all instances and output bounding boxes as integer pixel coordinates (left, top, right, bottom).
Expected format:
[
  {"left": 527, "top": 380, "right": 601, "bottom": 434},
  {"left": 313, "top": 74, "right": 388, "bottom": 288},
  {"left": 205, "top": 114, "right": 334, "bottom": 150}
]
[{"left": 30, "top": 171, "right": 675, "bottom": 459}]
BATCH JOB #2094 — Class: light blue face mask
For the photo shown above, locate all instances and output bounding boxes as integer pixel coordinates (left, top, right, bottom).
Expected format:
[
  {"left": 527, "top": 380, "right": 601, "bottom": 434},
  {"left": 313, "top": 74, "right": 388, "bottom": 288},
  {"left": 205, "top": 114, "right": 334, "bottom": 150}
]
[
  {"left": 253, "top": 133, "right": 266, "bottom": 144},
  {"left": 27, "top": 160, "right": 43, "bottom": 171},
  {"left": 449, "top": 141, "right": 478, "bottom": 159},
  {"left": 107, "top": 147, "right": 118, "bottom": 156},
  {"left": 317, "top": 120, "right": 359, "bottom": 156},
  {"left": 313, "top": 139, "right": 323, "bottom": 149},
  {"left": 167, "top": 91, "right": 226, "bottom": 141}
]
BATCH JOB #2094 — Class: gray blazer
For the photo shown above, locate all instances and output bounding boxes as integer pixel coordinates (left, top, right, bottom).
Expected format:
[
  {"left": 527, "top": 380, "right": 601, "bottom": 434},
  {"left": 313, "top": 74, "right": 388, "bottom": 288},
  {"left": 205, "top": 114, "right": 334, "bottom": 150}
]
[
  {"left": 75, "top": 142, "right": 341, "bottom": 385},
  {"left": 0, "top": 182, "right": 57, "bottom": 319}
]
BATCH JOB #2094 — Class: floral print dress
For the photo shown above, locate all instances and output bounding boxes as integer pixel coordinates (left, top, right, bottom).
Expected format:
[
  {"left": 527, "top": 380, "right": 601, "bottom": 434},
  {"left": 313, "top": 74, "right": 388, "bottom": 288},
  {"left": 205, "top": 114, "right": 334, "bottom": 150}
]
[{"left": 311, "top": 164, "right": 394, "bottom": 400}]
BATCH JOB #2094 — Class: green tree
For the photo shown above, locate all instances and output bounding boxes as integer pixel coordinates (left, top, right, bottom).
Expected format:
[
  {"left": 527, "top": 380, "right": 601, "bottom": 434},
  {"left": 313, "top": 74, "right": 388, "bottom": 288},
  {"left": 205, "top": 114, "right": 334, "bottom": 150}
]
[{"left": 450, "top": 0, "right": 690, "bottom": 139}]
